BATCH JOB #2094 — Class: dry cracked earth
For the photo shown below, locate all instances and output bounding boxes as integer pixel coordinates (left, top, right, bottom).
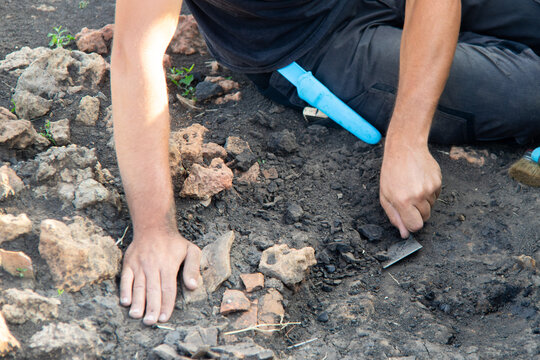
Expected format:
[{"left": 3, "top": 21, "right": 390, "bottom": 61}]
[{"left": 0, "top": 1, "right": 539, "bottom": 359}]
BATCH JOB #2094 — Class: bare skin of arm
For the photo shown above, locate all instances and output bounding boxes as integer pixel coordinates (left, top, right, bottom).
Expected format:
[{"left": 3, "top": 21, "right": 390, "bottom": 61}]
[
  {"left": 380, "top": 0, "right": 461, "bottom": 238},
  {"left": 111, "top": 0, "right": 201, "bottom": 325}
]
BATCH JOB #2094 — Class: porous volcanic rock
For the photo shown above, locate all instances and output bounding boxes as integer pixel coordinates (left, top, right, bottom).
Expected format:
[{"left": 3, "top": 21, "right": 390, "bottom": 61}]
[
  {"left": 0, "top": 165, "right": 24, "bottom": 201},
  {"left": 180, "top": 158, "right": 233, "bottom": 200},
  {"left": 49, "top": 118, "right": 70, "bottom": 145},
  {"left": 0, "top": 249, "right": 34, "bottom": 278},
  {"left": 0, "top": 312, "right": 20, "bottom": 356},
  {"left": 0, "top": 213, "right": 32, "bottom": 244},
  {"left": 0, "top": 46, "right": 51, "bottom": 76},
  {"left": 75, "top": 24, "right": 114, "bottom": 55},
  {"left": 28, "top": 321, "right": 103, "bottom": 360},
  {"left": 170, "top": 123, "right": 208, "bottom": 173},
  {"left": 169, "top": 15, "right": 207, "bottom": 55},
  {"left": 39, "top": 217, "right": 121, "bottom": 291},
  {"left": 259, "top": 244, "right": 317, "bottom": 286},
  {"left": 75, "top": 96, "right": 100, "bottom": 126},
  {"left": 0, "top": 117, "right": 49, "bottom": 149},
  {"left": 1, "top": 288, "right": 60, "bottom": 324}
]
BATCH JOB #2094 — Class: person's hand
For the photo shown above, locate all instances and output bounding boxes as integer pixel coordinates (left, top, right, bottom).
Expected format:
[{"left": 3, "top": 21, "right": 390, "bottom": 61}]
[
  {"left": 119, "top": 229, "right": 201, "bottom": 325},
  {"left": 379, "top": 139, "right": 441, "bottom": 238}
]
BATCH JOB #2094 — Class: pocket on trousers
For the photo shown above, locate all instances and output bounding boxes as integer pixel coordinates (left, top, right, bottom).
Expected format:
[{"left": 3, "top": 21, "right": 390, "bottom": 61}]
[{"left": 349, "top": 83, "right": 475, "bottom": 144}]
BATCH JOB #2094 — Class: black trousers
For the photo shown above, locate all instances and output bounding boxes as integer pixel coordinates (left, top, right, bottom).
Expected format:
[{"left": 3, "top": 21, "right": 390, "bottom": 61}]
[{"left": 249, "top": 0, "right": 540, "bottom": 144}]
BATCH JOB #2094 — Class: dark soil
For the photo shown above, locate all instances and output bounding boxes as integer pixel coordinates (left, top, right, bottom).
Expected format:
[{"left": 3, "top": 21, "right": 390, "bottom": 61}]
[{"left": 1, "top": 1, "right": 539, "bottom": 359}]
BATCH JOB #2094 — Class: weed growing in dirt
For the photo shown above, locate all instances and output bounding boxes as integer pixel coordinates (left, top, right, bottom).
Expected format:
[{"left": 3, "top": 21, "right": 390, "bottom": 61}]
[
  {"left": 39, "top": 120, "right": 57, "bottom": 145},
  {"left": 78, "top": 0, "right": 89, "bottom": 9},
  {"left": 168, "top": 64, "right": 196, "bottom": 99},
  {"left": 15, "top": 268, "right": 28, "bottom": 278},
  {"left": 57, "top": 288, "right": 64, "bottom": 296},
  {"left": 47, "top": 26, "right": 75, "bottom": 48},
  {"left": 9, "top": 99, "right": 16, "bottom": 114}
]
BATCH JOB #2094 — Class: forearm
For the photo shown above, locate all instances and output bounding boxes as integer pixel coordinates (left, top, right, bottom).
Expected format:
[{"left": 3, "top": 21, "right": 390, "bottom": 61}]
[
  {"left": 111, "top": 0, "right": 182, "bottom": 233},
  {"left": 387, "top": 0, "right": 461, "bottom": 145}
]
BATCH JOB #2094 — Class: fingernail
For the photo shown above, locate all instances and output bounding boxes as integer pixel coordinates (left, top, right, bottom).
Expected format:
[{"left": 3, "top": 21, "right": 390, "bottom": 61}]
[
  {"left": 159, "top": 313, "right": 167, "bottom": 322},
  {"left": 121, "top": 297, "right": 128, "bottom": 305},
  {"left": 188, "top": 278, "right": 198, "bottom": 288},
  {"left": 129, "top": 308, "right": 140, "bottom": 317},
  {"left": 144, "top": 314, "right": 155, "bottom": 323}
]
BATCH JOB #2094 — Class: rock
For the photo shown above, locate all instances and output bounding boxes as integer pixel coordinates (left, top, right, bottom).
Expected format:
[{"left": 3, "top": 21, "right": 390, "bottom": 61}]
[
  {"left": 49, "top": 119, "right": 70, "bottom": 145},
  {"left": 169, "top": 15, "right": 207, "bottom": 55},
  {"left": 317, "top": 311, "right": 329, "bottom": 323},
  {"left": 262, "top": 167, "right": 278, "bottom": 180},
  {"left": 152, "top": 344, "right": 183, "bottom": 360},
  {"left": 75, "top": 24, "right": 114, "bottom": 55},
  {"left": 73, "top": 178, "right": 110, "bottom": 209},
  {"left": 205, "top": 76, "right": 240, "bottom": 92},
  {"left": 16, "top": 145, "right": 114, "bottom": 209},
  {"left": 0, "top": 213, "right": 32, "bottom": 244},
  {"left": 28, "top": 321, "right": 103, "bottom": 359},
  {"left": 0, "top": 311, "right": 20, "bottom": 356},
  {"left": 233, "top": 298, "right": 259, "bottom": 329},
  {"left": 0, "top": 249, "right": 34, "bottom": 278},
  {"left": 237, "top": 162, "right": 260, "bottom": 184},
  {"left": 240, "top": 273, "right": 265, "bottom": 293},
  {"left": 220, "top": 289, "right": 251, "bottom": 315},
  {"left": 284, "top": 203, "right": 304, "bottom": 224},
  {"left": 0, "top": 165, "right": 24, "bottom": 200},
  {"left": 515, "top": 255, "right": 536, "bottom": 271},
  {"left": 211, "top": 341, "right": 274, "bottom": 360},
  {"left": 1, "top": 288, "right": 60, "bottom": 324},
  {"left": 178, "top": 326, "right": 219, "bottom": 356},
  {"left": 259, "top": 244, "right": 317, "bottom": 286},
  {"left": 12, "top": 89, "right": 52, "bottom": 119},
  {"left": 76, "top": 96, "right": 100, "bottom": 126},
  {"left": 357, "top": 224, "right": 383, "bottom": 242},
  {"left": 13, "top": 47, "right": 107, "bottom": 119},
  {"left": 200, "top": 231, "right": 235, "bottom": 293},
  {"left": 170, "top": 124, "right": 208, "bottom": 171},
  {"left": 0, "top": 107, "right": 17, "bottom": 121},
  {"left": 0, "top": 117, "right": 49, "bottom": 149},
  {"left": 258, "top": 289, "right": 284, "bottom": 325},
  {"left": 225, "top": 136, "right": 251, "bottom": 157},
  {"left": 234, "top": 151, "right": 257, "bottom": 172},
  {"left": 449, "top": 146, "right": 487, "bottom": 166},
  {"left": 0, "top": 47, "right": 51, "bottom": 76},
  {"left": 182, "top": 275, "right": 207, "bottom": 304},
  {"left": 202, "top": 142, "right": 227, "bottom": 162},
  {"left": 180, "top": 158, "right": 233, "bottom": 200},
  {"left": 267, "top": 130, "right": 298, "bottom": 155},
  {"left": 39, "top": 217, "right": 122, "bottom": 291},
  {"left": 214, "top": 92, "right": 242, "bottom": 105},
  {"left": 264, "top": 278, "right": 284, "bottom": 293},
  {"left": 195, "top": 81, "right": 223, "bottom": 101}
]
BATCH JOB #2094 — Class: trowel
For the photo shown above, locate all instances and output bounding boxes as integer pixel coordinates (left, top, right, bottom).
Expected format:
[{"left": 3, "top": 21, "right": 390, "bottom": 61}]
[{"left": 382, "top": 235, "right": 423, "bottom": 269}]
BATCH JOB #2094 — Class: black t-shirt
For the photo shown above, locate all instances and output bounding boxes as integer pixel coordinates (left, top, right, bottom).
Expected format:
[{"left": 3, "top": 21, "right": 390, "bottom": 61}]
[{"left": 184, "top": 0, "right": 350, "bottom": 73}]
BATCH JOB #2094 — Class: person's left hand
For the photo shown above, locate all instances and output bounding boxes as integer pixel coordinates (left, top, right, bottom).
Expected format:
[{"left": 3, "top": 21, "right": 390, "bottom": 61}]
[{"left": 379, "top": 138, "right": 442, "bottom": 238}]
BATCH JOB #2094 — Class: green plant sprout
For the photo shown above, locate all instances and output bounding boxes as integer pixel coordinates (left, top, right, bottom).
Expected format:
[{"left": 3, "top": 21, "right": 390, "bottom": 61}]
[
  {"left": 47, "top": 26, "right": 75, "bottom": 48},
  {"left": 9, "top": 99, "right": 16, "bottom": 114},
  {"left": 39, "top": 120, "right": 57, "bottom": 145},
  {"left": 168, "top": 64, "right": 196, "bottom": 99},
  {"left": 16, "top": 268, "right": 28, "bottom": 278},
  {"left": 79, "top": 0, "right": 89, "bottom": 9},
  {"left": 57, "top": 288, "right": 65, "bottom": 296}
]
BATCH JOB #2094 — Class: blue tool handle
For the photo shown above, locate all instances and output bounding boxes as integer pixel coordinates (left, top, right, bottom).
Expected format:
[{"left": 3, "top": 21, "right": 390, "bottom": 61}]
[
  {"left": 532, "top": 147, "right": 540, "bottom": 163},
  {"left": 278, "top": 62, "right": 381, "bottom": 145}
]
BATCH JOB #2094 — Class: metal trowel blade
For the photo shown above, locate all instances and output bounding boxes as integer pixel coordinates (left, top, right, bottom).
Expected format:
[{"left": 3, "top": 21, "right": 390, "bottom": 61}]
[{"left": 382, "top": 235, "right": 423, "bottom": 269}]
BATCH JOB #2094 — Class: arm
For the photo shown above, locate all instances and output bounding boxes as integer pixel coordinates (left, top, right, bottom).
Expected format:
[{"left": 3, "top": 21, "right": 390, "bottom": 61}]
[
  {"left": 380, "top": 0, "right": 461, "bottom": 237},
  {"left": 112, "top": 0, "right": 201, "bottom": 325}
]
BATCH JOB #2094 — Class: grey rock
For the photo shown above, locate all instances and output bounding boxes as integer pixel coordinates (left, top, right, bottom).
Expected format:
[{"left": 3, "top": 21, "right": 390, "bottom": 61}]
[
  {"left": 0, "top": 165, "right": 24, "bottom": 201},
  {"left": 76, "top": 96, "right": 100, "bottom": 126},
  {"left": 49, "top": 119, "right": 70, "bottom": 145},
  {"left": 1, "top": 288, "right": 60, "bottom": 324},
  {"left": 201, "top": 231, "right": 235, "bottom": 293},
  {"left": 73, "top": 178, "right": 110, "bottom": 209},
  {"left": 267, "top": 130, "right": 298, "bottom": 154},
  {"left": 195, "top": 81, "right": 223, "bottom": 101},
  {"left": 28, "top": 321, "right": 103, "bottom": 360},
  {"left": 153, "top": 344, "right": 183, "bottom": 360},
  {"left": 12, "top": 90, "right": 52, "bottom": 119},
  {"left": 357, "top": 224, "right": 383, "bottom": 242},
  {"left": 284, "top": 202, "right": 304, "bottom": 224},
  {"left": 0, "top": 46, "right": 52, "bottom": 76},
  {"left": 211, "top": 341, "right": 274, "bottom": 360},
  {"left": 0, "top": 117, "right": 49, "bottom": 149}
]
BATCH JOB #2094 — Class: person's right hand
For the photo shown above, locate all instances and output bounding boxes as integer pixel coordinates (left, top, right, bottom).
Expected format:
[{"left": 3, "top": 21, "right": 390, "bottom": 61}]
[{"left": 119, "top": 229, "right": 201, "bottom": 325}]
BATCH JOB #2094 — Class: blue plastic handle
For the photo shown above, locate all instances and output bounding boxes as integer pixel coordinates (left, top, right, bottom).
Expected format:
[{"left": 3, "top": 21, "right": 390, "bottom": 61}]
[
  {"left": 532, "top": 147, "right": 540, "bottom": 163},
  {"left": 278, "top": 62, "right": 381, "bottom": 144}
]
